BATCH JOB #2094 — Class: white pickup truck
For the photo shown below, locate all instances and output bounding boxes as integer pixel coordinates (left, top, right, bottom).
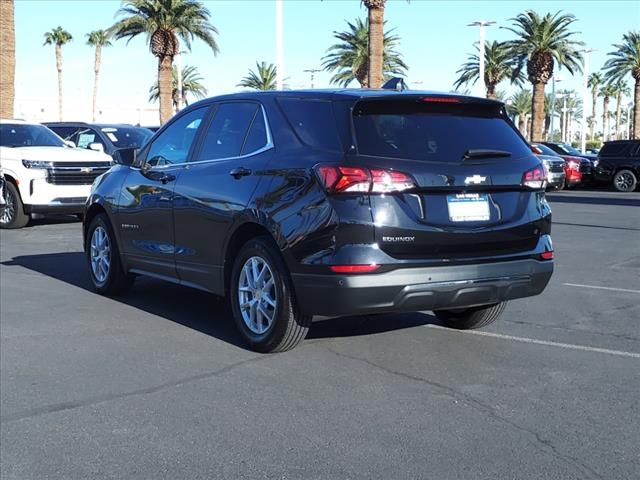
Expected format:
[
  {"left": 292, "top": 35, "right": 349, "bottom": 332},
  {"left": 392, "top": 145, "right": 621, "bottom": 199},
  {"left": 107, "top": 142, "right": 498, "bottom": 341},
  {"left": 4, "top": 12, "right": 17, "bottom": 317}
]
[{"left": 0, "top": 119, "right": 113, "bottom": 229}]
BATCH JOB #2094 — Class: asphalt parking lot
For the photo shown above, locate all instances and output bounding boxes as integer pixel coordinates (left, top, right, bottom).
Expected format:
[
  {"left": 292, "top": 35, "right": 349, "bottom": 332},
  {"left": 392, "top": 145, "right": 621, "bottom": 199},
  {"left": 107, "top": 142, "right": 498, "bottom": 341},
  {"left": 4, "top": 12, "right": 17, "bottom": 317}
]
[{"left": 1, "top": 190, "right": 639, "bottom": 480}]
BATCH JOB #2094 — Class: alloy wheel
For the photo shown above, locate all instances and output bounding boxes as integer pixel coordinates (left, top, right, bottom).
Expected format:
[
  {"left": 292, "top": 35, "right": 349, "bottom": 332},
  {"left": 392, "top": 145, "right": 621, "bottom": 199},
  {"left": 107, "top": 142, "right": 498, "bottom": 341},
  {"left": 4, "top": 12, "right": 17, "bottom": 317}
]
[
  {"left": 0, "top": 188, "right": 15, "bottom": 225},
  {"left": 238, "top": 256, "right": 277, "bottom": 335},
  {"left": 90, "top": 226, "right": 111, "bottom": 284},
  {"left": 615, "top": 172, "right": 634, "bottom": 192}
]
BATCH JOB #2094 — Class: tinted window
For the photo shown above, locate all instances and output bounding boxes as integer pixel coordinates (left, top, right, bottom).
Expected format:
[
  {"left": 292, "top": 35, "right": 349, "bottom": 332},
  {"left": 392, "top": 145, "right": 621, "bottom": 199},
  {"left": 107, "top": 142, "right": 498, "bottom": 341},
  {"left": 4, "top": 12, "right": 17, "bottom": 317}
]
[
  {"left": 76, "top": 128, "right": 105, "bottom": 149},
  {"left": 599, "top": 142, "right": 631, "bottom": 157},
  {"left": 146, "top": 107, "right": 208, "bottom": 166},
  {"left": 277, "top": 98, "right": 341, "bottom": 151},
  {"left": 353, "top": 100, "right": 530, "bottom": 162},
  {"left": 196, "top": 103, "right": 257, "bottom": 161},
  {"left": 0, "top": 124, "right": 66, "bottom": 147},
  {"left": 102, "top": 127, "right": 153, "bottom": 149},
  {"left": 241, "top": 108, "right": 268, "bottom": 155}
]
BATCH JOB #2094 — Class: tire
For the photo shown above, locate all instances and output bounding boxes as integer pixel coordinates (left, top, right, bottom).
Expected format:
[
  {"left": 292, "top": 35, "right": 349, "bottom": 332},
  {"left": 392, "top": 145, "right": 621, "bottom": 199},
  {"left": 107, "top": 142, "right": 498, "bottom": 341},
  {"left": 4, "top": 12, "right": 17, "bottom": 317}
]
[
  {"left": 434, "top": 302, "right": 506, "bottom": 330},
  {"left": 230, "top": 236, "right": 310, "bottom": 353},
  {"left": 85, "top": 213, "right": 133, "bottom": 295},
  {"left": 554, "top": 181, "right": 565, "bottom": 191},
  {"left": 612, "top": 169, "right": 637, "bottom": 192},
  {"left": 0, "top": 181, "right": 29, "bottom": 229}
]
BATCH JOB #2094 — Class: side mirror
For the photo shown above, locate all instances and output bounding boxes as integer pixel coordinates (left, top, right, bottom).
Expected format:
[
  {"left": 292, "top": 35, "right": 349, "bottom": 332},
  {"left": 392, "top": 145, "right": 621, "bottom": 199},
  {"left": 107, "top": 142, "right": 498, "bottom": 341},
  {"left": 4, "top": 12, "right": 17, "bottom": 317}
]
[
  {"left": 88, "top": 142, "right": 104, "bottom": 153},
  {"left": 64, "top": 140, "right": 76, "bottom": 148},
  {"left": 113, "top": 147, "right": 137, "bottom": 166}
]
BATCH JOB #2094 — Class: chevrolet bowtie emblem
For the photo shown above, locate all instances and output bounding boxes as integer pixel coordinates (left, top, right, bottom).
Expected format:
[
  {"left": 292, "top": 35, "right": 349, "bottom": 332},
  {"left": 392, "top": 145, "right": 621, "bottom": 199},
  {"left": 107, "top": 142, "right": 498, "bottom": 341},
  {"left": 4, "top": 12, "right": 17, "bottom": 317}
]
[
  {"left": 464, "top": 175, "right": 487, "bottom": 185},
  {"left": 80, "top": 167, "right": 93, "bottom": 173}
]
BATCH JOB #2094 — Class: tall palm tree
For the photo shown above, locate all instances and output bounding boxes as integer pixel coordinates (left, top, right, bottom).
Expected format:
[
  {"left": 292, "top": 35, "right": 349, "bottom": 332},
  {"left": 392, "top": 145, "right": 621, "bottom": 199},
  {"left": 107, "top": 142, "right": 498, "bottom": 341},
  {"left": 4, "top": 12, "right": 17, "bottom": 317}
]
[
  {"left": 454, "top": 41, "right": 524, "bottom": 99},
  {"left": 43, "top": 27, "right": 73, "bottom": 121},
  {"left": 611, "top": 79, "right": 630, "bottom": 139},
  {"left": 0, "top": 0, "right": 15, "bottom": 119},
  {"left": 237, "top": 61, "right": 277, "bottom": 91},
  {"left": 602, "top": 31, "right": 640, "bottom": 139},
  {"left": 362, "top": 0, "right": 387, "bottom": 88},
  {"left": 599, "top": 84, "right": 617, "bottom": 141},
  {"left": 110, "top": 0, "right": 219, "bottom": 125},
  {"left": 322, "top": 18, "right": 407, "bottom": 88},
  {"left": 587, "top": 72, "right": 602, "bottom": 141},
  {"left": 149, "top": 64, "right": 207, "bottom": 108},
  {"left": 504, "top": 11, "right": 583, "bottom": 142},
  {"left": 508, "top": 89, "right": 532, "bottom": 138},
  {"left": 86, "top": 30, "right": 112, "bottom": 122}
]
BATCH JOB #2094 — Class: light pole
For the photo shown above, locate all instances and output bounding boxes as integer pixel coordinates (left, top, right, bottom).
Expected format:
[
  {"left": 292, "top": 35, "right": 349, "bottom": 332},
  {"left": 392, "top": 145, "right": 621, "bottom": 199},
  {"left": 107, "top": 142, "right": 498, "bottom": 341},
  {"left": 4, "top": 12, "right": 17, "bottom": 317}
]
[
  {"left": 580, "top": 49, "right": 595, "bottom": 152},
  {"left": 549, "top": 76, "right": 563, "bottom": 140},
  {"left": 275, "top": 0, "right": 284, "bottom": 90},
  {"left": 175, "top": 51, "right": 187, "bottom": 111},
  {"left": 467, "top": 20, "right": 495, "bottom": 98},
  {"left": 303, "top": 68, "right": 322, "bottom": 89}
]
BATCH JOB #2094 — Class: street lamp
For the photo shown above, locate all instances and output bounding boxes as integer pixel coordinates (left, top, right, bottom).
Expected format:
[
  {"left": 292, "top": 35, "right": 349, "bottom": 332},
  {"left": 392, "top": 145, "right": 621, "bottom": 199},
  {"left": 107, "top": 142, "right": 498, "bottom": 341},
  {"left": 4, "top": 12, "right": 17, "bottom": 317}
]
[
  {"left": 275, "top": 0, "right": 284, "bottom": 90},
  {"left": 175, "top": 50, "right": 188, "bottom": 111},
  {"left": 580, "top": 49, "right": 596, "bottom": 152},
  {"left": 467, "top": 20, "right": 495, "bottom": 98},
  {"left": 549, "top": 76, "right": 563, "bottom": 140},
  {"left": 303, "top": 68, "right": 322, "bottom": 89}
]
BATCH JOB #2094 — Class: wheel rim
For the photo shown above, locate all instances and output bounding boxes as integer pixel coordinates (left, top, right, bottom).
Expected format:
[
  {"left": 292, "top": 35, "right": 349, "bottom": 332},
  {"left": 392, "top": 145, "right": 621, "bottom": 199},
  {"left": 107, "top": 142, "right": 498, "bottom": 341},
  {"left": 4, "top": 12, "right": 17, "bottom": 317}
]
[
  {"left": 615, "top": 172, "right": 634, "bottom": 191},
  {"left": 90, "top": 226, "right": 111, "bottom": 283},
  {"left": 238, "top": 256, "right": 277, "bottom": 335},
  {"left": 0, "top": 187, "right": 15, "bottom": 224}
]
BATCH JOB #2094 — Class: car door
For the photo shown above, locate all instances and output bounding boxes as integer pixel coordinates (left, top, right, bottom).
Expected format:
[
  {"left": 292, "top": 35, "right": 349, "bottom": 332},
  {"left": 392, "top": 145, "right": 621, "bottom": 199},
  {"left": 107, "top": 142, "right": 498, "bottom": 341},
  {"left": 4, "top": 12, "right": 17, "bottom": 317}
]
[
  {"left": 173, "top": 101, "right": 274, "bottom": 294},
  {"left": 117, "top": 106, "right": 210, "bottom": 279}
]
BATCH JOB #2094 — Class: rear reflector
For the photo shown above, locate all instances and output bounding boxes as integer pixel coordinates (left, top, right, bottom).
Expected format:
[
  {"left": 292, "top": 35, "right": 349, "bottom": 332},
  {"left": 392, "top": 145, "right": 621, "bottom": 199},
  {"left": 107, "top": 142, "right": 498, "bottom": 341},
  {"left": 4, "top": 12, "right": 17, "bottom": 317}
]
[
  {"left": 540, "top": 251, "right": 554, "bottom": 260},
  {"left": 315, "top": 165, "right": 416, "bottom": 194},
  {"left": 329, "top": 265, "right": 380, "bottom": 273}
]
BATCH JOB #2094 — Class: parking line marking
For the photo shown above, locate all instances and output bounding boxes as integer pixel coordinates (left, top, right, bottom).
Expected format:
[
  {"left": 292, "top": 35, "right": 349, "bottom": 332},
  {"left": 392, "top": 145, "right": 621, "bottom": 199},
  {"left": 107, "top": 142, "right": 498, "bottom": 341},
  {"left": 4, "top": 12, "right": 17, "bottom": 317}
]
[
  {"left": 563, "top": 283, "right": 640, "bottom": 294},
  {"left": 425, "top": 325, "right": 640, "bottom": 359}
]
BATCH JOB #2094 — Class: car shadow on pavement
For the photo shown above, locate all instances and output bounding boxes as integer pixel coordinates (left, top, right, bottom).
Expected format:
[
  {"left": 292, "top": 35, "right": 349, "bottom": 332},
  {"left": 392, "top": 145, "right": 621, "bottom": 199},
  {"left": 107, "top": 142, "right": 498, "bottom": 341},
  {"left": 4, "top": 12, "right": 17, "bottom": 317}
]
[
  {"left": 2, "top": 252, "right": 439, "bottom": 349},
  {"left": 546, "top": 194, "right": 640, "bottom": 207}
]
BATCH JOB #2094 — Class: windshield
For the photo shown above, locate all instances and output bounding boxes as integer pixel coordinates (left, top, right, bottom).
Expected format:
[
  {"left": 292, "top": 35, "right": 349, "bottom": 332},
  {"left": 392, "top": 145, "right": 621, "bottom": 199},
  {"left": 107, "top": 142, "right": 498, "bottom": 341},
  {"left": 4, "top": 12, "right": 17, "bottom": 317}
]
[
  {"left": 0, "top": 124, "right": 66, "bottom": 148},
  {"left": 556, "top": 143, "right": 581, "bottom": 155},
  {"left": 533, "top": 143, "right": 562, "bottom": 157},
  {"left": 353, "top": 99, "right": 531, "bottom": 163},
  {"left": 101, "top": 127, "right": 153, "bottom": 148}
]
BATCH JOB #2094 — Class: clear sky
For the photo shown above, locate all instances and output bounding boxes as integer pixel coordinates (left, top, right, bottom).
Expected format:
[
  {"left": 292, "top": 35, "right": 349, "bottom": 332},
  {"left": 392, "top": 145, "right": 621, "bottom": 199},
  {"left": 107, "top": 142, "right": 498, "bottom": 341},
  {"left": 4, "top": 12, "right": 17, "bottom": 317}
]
[{"left": 13, "top": 0, "right": 640, "bottom": 123}]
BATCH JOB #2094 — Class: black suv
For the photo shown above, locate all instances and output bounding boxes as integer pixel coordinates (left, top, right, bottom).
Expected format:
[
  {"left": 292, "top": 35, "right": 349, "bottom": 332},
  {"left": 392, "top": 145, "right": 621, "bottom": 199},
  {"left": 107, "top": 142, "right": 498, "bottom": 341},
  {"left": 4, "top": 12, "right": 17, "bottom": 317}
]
[
  {"left": 594, "top": 140, "right": 640, "bottom": 192},
  {"left": 84, "top": 90, "right": 554, "bottom": 352}
]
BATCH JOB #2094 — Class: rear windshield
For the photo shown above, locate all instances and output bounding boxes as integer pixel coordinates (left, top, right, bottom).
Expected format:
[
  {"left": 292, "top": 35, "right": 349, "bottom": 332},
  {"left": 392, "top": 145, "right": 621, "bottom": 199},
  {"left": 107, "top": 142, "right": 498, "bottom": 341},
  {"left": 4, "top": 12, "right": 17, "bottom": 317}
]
[
  {"left": 353, "top": 99, "right": 531, "bottom": 162},
  {"left": 599, "top": 142, "right": 632, "bottom": 157}
]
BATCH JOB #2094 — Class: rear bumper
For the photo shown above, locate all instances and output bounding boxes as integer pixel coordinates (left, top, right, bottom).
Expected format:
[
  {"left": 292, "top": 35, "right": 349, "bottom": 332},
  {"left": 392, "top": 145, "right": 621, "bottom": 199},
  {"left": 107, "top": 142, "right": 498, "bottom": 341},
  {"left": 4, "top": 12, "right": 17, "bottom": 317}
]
[{"left": 293, "top": 258, "right": 553, "bottom": 318}]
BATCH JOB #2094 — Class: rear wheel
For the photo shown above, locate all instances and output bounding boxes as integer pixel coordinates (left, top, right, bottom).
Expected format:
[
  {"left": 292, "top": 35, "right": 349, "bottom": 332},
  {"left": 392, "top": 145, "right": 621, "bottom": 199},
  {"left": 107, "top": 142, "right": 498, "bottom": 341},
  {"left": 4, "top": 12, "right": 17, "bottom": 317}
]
[
  {"left": 612, "top": 169, "right": 637, "bottom": 192},
  {"left": 434, "top": 302, "right": 506, "bottom": 330},
  {"left": 230, "top": 236, "right": 310, "bottom": 353},
  {"left": 0, "top": 181, "right": 29, "bottom": 229}
]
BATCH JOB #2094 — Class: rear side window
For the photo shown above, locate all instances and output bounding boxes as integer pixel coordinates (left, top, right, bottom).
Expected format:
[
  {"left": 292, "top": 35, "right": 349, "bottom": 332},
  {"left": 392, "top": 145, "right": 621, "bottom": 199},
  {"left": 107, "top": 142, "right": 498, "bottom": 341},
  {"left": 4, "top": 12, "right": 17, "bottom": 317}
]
[
  {"left": 353, "top": 99, "right": 531, "bottom": 162},
  {"left": 196, "top": 102, "right": 257, "bottom": 160},
  {"left": 277, "top": 98, "right": 341, "bottom": 151},
  {"left": 599, "top": 142, "right": 631, "bottom": 157}
]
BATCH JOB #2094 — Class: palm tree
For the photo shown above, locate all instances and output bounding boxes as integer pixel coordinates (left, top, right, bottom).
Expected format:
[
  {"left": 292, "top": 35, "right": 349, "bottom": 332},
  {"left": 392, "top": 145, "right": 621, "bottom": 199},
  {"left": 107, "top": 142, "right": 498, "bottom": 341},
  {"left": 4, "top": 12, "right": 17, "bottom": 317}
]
[
  {"left": 508, "top": 89, "right": 532, "bottom": 138},
  {"left": 110, "top": 0, "right": 219, "bottom": 125},
  {"left": 602, "top": 31, "right": 640, "bottom": 139},
  {"left": 237, "top": 61, "right": 277, "bottom": 91},
  {"left": 0, "top": 0, "right": 15, "bottom": 119},
  {"left": 86, "top": 30, "right": 112, "bottom": 122},
  {"left": 149, "top": 64, "right": 207, "bottom": 109},
  {"left": 322, "top": 18, "right": 407, "bottom": 88},
  {"left": 43, "top": 27, "right": 73, "bottom": 121},
  {"left": 504, "top": 11, "right": 583, "bottom": 142},
  {"left": 454, "top": 41, "right": 524, "bottom": 99},
  {"left": 610, "top": 79, "right": 630, "bottom": 139},
  {"left": 362, "top": 0, "right": 387, "bottom": 88},
  {"left": 587, "top": 72, "right": 602, "bottom": 141},
  {"left": 599, "top": 84, "right": 617, "bottom": 141}
]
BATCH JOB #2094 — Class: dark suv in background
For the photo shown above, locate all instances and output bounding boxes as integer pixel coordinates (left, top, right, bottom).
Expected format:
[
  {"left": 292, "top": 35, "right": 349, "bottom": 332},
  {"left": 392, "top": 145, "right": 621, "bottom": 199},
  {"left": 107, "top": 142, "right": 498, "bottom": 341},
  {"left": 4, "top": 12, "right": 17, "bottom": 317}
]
[
  {"left": 84, "top": 90, "right": 554, "bottom": 352},
  {"left": 594, "top": 140, "right": 640, "bottom": 192}
]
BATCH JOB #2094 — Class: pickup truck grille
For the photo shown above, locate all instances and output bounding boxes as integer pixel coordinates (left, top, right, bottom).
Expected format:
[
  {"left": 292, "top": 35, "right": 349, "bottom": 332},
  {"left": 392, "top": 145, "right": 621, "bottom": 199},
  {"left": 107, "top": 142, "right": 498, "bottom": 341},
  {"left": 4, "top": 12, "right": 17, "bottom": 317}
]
[
  {"left": 548, "top": 162, "right": 565, "bottom": 173},
  {"left": 46, "top": 162, "right": 112, "bottom": 186}
]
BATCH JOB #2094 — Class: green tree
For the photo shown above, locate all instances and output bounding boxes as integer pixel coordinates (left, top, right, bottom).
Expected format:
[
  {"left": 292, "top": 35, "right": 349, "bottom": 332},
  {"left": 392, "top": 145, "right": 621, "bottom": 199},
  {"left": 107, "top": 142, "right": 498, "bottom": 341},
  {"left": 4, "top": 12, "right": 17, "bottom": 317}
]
[
  {"left": 86, "top": 30, "right": 112, "bottom": 122},
  {"left": 110, "top": 0, "right": 219, "bottom": 125},
  {"left": 43, "top": 26, "right": 73, "bottom": 121},
  {"left": 322, "top": 18, "right": 407, "bottom": 88},
  {"left": 599, "top": 84, "right": 617, "bottom": 141},
  {"left": 602, "top": 31, "right": 640, "bottom": 139},
  {"left": 508, "top": 89, "right": 532, "bottom": 138},
  {"left": 504, "top": 10, "right": 584, "bottom": 142},
  {"left": 610, "top": 79, "right": 630, "bottom": 139},
  {"left": 0, "top": 0, "right": 15, "bottom": 118},
  {"left": 149, "top": 65, "right": 207, "bottom": 109},
  {"left": 454, "top": 41, "right": 524, "bottom": 99},
  {"left": 587, "top": 72, "right": 602, "bottom": 141},
  {"left": 237, "top": 61, "right": 277, "bottom": 91}
]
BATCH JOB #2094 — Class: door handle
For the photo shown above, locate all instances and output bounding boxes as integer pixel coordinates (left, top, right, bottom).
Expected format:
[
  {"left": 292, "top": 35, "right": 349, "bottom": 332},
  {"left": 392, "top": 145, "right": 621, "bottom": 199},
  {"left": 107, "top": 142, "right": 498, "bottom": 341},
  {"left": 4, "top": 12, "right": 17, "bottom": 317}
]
[
  {"left": 146, "top": 170, "right": 176, "bottom": 184},
  {"left": 229, "top": 167, "right": 252, "bottom": 179},
  {"left": 160, "top": 173, "right": 176, "bottom": 184}
]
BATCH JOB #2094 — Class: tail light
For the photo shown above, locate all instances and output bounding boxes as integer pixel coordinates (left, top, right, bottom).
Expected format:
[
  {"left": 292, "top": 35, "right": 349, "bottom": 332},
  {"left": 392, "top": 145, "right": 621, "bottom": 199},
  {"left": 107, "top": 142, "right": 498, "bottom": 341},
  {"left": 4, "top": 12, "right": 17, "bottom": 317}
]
[
  {"left": 567, "top": 160, "right": 580, "bottom": 171},
  {"left": 522, "top": 165, "right": 547, "bottom": 189},
  {"left": 539, "top": 251, "right": 554, "bottom": 260},
  {"left": 315, "top": 165, "right": 416, "bottom": 194}
]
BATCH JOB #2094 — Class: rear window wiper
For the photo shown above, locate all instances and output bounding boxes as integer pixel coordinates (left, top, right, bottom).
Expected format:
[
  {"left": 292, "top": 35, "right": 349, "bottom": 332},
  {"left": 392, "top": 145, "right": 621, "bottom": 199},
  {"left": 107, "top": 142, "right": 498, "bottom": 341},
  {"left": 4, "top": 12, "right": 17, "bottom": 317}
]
[{"left": 463, "top": 149, "right": 511, "bottom": 160}]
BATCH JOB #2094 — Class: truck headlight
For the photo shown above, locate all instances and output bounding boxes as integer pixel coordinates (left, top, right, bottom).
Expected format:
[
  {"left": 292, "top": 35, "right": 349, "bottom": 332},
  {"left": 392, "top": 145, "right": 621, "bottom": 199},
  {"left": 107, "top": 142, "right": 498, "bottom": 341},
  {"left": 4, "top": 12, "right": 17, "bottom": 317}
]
[{"left": 22, "top": 160, "right": 54, "bottom": 169}]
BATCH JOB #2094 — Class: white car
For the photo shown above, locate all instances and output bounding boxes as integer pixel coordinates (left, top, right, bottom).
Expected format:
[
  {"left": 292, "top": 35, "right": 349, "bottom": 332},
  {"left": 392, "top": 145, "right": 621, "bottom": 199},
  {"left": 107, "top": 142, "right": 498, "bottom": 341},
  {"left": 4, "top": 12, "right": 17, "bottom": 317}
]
[{"left": 0, "top": 119, "right": 113, "bottom": 229}]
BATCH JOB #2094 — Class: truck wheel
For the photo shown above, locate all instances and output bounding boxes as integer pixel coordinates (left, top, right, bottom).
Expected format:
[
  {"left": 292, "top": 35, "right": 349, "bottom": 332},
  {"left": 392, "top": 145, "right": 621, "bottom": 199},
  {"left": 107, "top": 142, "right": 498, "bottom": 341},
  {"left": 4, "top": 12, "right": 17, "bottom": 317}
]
[
  {"left": 434, "top": 302, "right": 506, "bottom": 330},
  {"left": 613, "top": 169, "right": 637, "bottom": 192},
  {"left": 230, "top": 236, "right": 310, "bottom": 353},
  {"left": 0, "top": 181, "right": 29, "bottom": 229},
  {"left": 86, "top": 213, "right": 133, "bottom": 295}
]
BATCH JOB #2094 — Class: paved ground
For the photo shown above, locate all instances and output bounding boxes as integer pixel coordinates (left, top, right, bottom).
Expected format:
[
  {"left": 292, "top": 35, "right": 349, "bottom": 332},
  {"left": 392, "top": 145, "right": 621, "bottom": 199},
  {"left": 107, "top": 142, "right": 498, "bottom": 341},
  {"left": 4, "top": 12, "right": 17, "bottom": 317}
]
[{"left": 1, "top": 190, "right": 639, "bottom": 480}]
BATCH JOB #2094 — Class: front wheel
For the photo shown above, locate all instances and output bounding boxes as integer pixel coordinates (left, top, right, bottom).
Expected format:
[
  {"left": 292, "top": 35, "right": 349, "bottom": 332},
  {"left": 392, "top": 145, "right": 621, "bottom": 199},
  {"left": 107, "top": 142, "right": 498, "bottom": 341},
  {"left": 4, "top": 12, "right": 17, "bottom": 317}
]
[
  {"left": 0, "top": 181, "right": 29, "bottom": 229},
  {"left": 434, "top": 302, "right": 506, "bottom": 330},
  {"left": 230, "top": 236, "right": 310, "bottom": 353},
  {"left": 612, "top": 169, "right": 637, "bottom": 192}
]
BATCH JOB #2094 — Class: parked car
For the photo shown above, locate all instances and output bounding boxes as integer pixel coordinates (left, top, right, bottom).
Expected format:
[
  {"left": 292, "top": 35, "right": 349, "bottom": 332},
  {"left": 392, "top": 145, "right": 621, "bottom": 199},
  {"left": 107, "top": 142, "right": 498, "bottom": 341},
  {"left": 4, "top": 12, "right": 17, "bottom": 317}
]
[
  {"left": 533, "top": 143, "right": 592, "bottom": 189},
  {"left": 541, "top": 141, "right": 597, "bottom": 161},
  {"left": 594, "top": 140, "right": 640, "bottom": 192},
  {"left": 44, "top": 122, "right": 153, "bottom": 158},
  {"left": 530, "top": 144, "right": 566, "bottom": 190},
  {"left": 0, "top": 120, "right": 113, "bottom": 228},
  {"left": 585, "top": 148, "right": 600, "bottom": 155},
  {"left": 84, "top": 90, "right": 554, "bottom": 352}
]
